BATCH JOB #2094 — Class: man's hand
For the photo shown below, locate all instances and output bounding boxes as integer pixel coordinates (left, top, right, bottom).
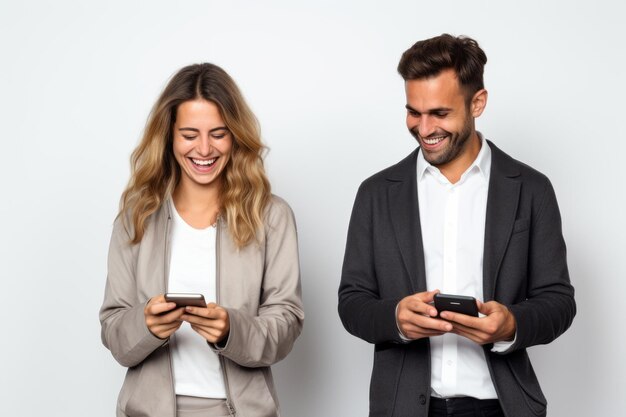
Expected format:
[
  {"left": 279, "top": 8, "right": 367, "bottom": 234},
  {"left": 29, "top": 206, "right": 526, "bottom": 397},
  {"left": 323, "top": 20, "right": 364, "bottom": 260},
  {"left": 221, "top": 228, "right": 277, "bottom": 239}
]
[
  {"left": 396, "top": 290, "right": 453, "bottom": 340},
  {"left": 440, "top": 300, "right": 516, "bottom": 345},
  {"left": 181, "top": 303, "right": 230, "bottom": 344},
  {"left": 144, "top": 294, "right": 185, "bottom": 340}
]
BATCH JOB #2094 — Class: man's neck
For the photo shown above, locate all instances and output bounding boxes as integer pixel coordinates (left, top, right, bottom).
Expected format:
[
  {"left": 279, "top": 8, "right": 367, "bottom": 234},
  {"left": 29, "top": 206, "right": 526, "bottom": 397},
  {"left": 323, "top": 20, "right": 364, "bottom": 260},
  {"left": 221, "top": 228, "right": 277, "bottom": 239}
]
[{"left": 437, "top": 132, "right": 482, "bottom": 184}]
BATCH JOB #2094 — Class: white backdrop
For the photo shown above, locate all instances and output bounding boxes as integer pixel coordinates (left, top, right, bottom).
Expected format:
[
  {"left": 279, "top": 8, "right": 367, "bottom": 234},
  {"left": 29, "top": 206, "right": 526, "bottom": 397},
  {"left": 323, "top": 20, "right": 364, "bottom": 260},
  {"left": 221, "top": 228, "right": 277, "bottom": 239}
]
[{"left": 1, "top": 1, "right": 624, "bottom": 416}]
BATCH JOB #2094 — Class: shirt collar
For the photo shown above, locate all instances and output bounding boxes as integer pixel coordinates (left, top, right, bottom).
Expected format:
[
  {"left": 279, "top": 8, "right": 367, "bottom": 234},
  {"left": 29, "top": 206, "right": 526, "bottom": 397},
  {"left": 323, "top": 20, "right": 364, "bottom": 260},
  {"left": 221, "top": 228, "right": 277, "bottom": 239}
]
[{"left": 417, "top": 132, "right": 491, "bottom": 184}]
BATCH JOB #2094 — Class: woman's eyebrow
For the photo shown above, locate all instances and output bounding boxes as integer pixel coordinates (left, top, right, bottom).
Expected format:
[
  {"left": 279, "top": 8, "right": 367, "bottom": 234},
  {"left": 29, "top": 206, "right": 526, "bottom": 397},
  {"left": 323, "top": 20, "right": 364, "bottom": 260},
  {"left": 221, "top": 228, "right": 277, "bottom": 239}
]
[{"left": 177, "top": 126, "right": 228, "bottom": 133}]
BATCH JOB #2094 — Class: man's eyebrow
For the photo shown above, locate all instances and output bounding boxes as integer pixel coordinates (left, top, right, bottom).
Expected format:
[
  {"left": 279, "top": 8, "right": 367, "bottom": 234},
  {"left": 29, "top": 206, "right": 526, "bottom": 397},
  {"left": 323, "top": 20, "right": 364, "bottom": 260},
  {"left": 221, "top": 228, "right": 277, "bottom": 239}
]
[{"left": 405, "top": 104, "right": 452, "bottom": 114}]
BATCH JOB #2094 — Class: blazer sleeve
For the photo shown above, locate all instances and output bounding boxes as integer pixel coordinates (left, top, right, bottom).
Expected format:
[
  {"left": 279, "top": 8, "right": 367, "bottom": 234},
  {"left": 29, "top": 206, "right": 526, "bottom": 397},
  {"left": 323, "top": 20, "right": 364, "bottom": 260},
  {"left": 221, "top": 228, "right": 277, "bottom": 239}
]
[
  {"left": 99, "top": 217, "right": 165, "bottom": 367},
  {"left": 506, "top": 180, "right": 576, "bottom": 352},
  {"left": 212, "top": 198, "right": 304, "bottom": 367},
  {"left": 338, "top": 183, "right": 405, "bottom": 344}
]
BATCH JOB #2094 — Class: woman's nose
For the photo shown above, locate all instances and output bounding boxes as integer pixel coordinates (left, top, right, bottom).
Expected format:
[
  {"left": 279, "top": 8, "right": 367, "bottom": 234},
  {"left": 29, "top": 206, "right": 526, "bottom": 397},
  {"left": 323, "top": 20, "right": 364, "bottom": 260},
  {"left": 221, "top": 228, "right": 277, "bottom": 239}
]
[{"left": 198, "top": 136, "right": 212, "bottom": 156}]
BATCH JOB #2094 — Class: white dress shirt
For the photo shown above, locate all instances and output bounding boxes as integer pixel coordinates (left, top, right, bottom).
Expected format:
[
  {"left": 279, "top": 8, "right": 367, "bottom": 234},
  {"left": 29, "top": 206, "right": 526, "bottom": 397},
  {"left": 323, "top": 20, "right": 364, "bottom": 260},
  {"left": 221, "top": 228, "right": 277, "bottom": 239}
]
[{"left": 415, "top": 135, "right": 511, "bottom": 399}]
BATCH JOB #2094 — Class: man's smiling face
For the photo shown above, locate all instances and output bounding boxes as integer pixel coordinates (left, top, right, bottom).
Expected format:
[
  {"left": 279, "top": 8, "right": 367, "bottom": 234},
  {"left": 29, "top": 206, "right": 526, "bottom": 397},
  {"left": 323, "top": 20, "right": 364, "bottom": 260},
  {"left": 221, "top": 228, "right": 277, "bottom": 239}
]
[{"left": 405, "top": 68, "right": 479, "bottom": 170}]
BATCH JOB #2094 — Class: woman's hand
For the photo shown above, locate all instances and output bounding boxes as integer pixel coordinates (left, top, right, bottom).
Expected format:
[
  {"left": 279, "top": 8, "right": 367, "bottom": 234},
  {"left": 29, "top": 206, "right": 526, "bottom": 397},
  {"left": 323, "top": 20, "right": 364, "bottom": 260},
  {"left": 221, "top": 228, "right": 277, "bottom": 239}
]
[
  {"left": 144, "top": 295, "right": 184, "bottom": 339},
  {"left": 182, "top": 303, "right": 230, "bottom": 344}
]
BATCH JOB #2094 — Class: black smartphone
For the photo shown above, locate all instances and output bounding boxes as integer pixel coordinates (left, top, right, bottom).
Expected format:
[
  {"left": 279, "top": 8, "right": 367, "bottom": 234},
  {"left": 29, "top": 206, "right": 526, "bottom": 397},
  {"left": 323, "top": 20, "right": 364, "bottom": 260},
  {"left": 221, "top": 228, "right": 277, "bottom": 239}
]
[
  {"left": 434, "top": 293, "right": 478, "bottom": 317},
  {"left": 164, "top": 293, "right": 206, "bottom": 307}
]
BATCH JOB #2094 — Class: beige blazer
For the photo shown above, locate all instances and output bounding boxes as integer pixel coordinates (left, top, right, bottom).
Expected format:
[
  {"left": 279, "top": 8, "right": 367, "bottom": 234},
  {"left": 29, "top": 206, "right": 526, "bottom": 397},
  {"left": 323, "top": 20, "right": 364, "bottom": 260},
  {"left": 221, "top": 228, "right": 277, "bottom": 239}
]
[{"left": 100, "top": 196, "right": 304, "bottom": 417}]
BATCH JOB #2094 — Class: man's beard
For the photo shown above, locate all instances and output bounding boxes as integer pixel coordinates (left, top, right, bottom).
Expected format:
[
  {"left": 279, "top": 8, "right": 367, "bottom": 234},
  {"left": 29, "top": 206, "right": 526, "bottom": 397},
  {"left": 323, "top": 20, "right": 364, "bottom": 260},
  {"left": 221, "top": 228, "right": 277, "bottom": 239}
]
[{"left": 410, "top": 115, "right": 473, "bottom": 167}]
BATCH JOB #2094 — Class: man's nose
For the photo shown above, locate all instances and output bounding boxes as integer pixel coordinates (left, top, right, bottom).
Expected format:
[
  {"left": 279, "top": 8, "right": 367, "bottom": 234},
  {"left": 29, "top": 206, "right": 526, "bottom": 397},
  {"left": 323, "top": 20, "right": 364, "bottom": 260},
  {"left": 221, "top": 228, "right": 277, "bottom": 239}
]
[{"left": 418, "top": 116, "right": 436, "bottom": 138}]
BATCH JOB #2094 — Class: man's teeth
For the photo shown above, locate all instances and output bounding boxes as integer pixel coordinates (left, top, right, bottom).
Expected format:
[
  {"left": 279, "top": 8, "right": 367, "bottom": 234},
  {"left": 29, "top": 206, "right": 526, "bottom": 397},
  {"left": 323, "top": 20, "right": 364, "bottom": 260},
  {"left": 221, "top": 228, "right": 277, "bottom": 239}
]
[
  {"left": 423, "top": 136, "right": 447, "bottom": 145},
  {"left": 192, "top": 158, "right": 216, "bottom": 166}
]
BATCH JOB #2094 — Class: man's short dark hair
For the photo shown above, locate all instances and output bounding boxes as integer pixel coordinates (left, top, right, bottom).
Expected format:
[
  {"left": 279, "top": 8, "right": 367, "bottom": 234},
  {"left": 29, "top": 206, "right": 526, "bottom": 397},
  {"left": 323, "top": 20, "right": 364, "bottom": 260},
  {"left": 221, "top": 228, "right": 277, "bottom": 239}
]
[{"left": 397, "top": 34, "right": 487, "bottom": 99}]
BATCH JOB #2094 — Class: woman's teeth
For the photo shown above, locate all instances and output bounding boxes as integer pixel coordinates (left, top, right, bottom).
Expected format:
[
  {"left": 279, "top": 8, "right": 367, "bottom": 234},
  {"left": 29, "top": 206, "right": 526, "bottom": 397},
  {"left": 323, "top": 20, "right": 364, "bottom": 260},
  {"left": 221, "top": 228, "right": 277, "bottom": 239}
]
[{"left": 191, "top": 158, "right": 216, "bottom": 166}]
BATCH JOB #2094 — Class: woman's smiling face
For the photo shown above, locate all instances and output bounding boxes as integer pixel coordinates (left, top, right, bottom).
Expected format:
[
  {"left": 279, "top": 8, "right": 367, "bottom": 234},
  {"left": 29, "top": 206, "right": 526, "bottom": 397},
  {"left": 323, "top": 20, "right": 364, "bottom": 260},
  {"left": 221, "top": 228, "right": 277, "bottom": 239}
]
[{"left": 172, "top": 99, "right": 233, "bottom": 191}]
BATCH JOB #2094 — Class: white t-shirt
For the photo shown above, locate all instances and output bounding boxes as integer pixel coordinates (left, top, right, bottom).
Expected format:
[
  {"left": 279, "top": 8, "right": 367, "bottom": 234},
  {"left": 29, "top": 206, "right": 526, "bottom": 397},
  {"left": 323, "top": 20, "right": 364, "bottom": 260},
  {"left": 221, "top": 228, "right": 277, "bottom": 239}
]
[{"left": 167, "top": 201, "right": 226, "bottom": 399}]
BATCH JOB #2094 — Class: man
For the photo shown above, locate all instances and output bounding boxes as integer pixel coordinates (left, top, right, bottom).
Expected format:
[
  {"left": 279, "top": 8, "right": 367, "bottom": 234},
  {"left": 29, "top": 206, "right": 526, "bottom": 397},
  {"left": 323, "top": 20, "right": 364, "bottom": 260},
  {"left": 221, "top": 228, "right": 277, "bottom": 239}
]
[{"left": 338, "top": 34, "right": 575, "bottom": 417}]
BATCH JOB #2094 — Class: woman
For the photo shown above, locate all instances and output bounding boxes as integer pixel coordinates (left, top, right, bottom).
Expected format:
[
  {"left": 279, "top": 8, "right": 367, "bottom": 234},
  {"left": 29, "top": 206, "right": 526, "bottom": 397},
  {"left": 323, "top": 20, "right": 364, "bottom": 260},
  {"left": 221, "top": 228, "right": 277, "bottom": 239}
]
[{"left": 100, "top": 63, "right": 304, "bottom": 417}]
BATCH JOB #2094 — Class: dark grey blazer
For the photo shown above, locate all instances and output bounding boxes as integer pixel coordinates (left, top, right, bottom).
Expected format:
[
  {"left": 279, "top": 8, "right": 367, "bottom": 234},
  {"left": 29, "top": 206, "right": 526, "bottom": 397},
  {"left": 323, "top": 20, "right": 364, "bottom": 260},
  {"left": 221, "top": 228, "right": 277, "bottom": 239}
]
[{"left": 338, "top": 141, "right": 576, "bottom": 417}]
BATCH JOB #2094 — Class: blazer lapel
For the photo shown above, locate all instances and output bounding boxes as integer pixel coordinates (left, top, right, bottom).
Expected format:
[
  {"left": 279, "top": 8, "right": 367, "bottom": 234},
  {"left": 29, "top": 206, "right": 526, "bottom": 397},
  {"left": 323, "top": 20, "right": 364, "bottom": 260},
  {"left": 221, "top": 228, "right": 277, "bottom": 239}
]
[
  {"left": 483, "top": 142, "right": 521, "bottom": 300},
  {"left": 387, "top": 150, "right": 427, "bottom": 293}
]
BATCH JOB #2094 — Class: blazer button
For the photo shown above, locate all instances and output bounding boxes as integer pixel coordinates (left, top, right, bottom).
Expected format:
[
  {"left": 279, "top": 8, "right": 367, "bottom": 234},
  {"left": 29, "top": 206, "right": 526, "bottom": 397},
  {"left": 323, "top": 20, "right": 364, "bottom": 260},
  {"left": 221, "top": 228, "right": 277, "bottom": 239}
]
[{"left": 419, "top": 394, "right": 426, "bottom": 405}]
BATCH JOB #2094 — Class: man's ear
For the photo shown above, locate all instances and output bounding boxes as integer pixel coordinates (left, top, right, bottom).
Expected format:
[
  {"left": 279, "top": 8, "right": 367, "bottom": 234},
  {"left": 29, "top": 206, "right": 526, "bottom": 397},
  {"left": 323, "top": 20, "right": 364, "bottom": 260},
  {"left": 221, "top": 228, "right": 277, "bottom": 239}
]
[{"left": 470, "top": 89, "right": 488, "bottom": 118}]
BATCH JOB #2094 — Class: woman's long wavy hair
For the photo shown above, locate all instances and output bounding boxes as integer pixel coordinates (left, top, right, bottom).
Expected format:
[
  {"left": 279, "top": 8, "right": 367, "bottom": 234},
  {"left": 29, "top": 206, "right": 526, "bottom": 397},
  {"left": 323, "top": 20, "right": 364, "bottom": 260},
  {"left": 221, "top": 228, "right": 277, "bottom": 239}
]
[{"left": 119, "top": 63, "right": 271, "bottom": 248}]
